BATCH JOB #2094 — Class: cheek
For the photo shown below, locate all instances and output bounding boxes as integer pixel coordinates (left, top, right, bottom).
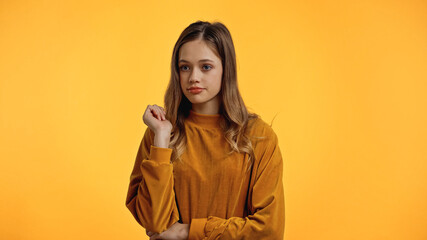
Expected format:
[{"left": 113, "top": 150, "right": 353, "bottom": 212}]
[
  {"left": 179, "top": 75, "right": 184, "bottom": 85},
  {"left": 179, "top": 73, "right": 186, "bottom": 85},
  {"left": 180, "top": 82, "right": 186, "bottom": 92},
  {"left": 214, "top": 72, "right": 222, "bottom": 89},
  {"left": 180, "top": 79, "right": 189, "bottom": 95}
]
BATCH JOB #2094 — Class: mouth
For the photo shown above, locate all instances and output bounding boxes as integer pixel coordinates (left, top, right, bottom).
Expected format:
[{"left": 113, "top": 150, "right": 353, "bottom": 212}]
[
  {"left": 188, "top": 88, "right": 204, "bottom": 94},
  {"left": 188, "top": 87, "right": 204, "bottom": 90}
]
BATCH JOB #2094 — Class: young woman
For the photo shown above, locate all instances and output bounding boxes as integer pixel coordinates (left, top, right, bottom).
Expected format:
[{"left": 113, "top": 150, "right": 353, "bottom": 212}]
[{"left": 125, "top": 20, "right": 285, "bottom": 240}]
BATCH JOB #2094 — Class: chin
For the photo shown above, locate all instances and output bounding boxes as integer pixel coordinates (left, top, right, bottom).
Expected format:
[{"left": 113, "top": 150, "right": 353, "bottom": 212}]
[
  {"left": 185, "top": 95, "right": 207, "bottom": 104},
  {"left": 188, "top": 99, "right": 206, "bottom": 105}
]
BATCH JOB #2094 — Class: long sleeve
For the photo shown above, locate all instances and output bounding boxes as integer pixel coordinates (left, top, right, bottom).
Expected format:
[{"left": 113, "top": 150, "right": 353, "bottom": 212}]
[
  {"left": 125, "top": 127, "right": 180, "bottom": 233},
  {"left": 188, "top": 130, "right": 285, "bottom": 240}
]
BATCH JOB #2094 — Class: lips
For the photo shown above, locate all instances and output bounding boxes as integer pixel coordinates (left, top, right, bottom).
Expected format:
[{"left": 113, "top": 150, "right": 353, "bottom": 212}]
[{"left": 188, "top": 87, "right": 204, "bottom": 94}]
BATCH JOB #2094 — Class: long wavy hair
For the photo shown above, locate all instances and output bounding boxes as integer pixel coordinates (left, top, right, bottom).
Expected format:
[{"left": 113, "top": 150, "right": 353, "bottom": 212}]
[{"left": 163, "top": 20, "right": 262, "bottom": 172}]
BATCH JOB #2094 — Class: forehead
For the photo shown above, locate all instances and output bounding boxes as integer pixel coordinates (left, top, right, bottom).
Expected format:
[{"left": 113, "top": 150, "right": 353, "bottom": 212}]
[{"left": 179, "top": 40, "right": 220, "bottom": 62}]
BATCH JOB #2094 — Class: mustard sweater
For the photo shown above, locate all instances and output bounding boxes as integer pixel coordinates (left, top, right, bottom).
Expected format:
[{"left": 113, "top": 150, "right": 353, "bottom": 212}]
[{"left": 125, "top": 110, "right": 285, "bottom": 239}]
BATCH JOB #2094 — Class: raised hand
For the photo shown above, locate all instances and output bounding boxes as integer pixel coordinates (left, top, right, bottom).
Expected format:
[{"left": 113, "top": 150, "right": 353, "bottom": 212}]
[{"left": 142, "top": 104, "right": 173, "bottom": 135}]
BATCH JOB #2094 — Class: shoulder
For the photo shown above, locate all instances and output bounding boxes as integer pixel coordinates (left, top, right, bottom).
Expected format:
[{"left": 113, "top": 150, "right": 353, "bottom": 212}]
[
  {"left": 246, "top": 114, "right": 282, "bottom": 173},
  {"left": 247, "top": 115, "right": 278, "bottom": 143},
  {"left": 245, "top": 114, "right": 279, "bottom": 160}
]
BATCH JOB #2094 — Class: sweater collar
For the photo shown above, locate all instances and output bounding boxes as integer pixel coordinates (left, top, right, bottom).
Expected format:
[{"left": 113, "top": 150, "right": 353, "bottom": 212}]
[{"left": 186, "top": 109, "right": 222, "bottom": 129}]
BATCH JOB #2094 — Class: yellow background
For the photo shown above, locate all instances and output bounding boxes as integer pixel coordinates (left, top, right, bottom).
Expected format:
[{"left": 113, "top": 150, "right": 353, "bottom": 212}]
[{"left": 1, "top": 0, "right": 426, "bottom": 239}]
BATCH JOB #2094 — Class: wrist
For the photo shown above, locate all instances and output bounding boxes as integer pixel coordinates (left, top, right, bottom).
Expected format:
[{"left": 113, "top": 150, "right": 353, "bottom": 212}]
[
  {"left": 153, "top": 132, "right": 171, "bottom": 148},
  {"left": 155, "top": 130, "right": 171, "bottom": 135}
]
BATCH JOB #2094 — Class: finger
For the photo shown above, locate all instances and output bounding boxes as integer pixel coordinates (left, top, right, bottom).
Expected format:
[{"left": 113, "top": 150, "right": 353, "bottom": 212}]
[
  {"left": 147, "top": 105, "right": 155, "bottom": 115},
  {"left": 156, "top": 106, "right": 165, "bottom": 120},
  {"left": 154, "top": 105, "right": 165, "bottom": 113},
  {"left": 154, "top": 105, "right": 165, "bottom": 120},
  {"left": 159, "top": 107, "right": 166, "bottom": 119},
  {"left": 149, "top": 106, "right": 161, "bottom": 120},
  {"left": 148, "top": 105, "right": 165, "bottom": 121},
  {"left": 154, "top": 106, "right": 162, "bottom": 120},
  {"left": 144, "top": 105, "right": 153, "bottom": 118},
  {"left": 154, "top": 105, "right": 164, "bottom": 120}
]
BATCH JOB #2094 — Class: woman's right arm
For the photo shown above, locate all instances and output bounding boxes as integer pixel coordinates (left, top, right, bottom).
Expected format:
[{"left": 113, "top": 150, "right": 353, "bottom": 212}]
[{"left": 125, "top": 105, "right": 180, "bottom": 233}]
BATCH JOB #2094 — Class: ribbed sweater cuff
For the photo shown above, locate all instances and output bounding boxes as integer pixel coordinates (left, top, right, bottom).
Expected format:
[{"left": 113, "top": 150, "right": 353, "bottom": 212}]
[
  {"left": 149, "top": 145, "right": 172, "bottom": 163},
  {"left": 188, "top": 218, "right": 207, "bottom": 240}
]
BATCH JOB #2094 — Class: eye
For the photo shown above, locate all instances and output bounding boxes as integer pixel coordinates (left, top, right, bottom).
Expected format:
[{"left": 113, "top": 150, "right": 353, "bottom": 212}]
[
  {"left": 179, "top": 65, "right": 189, "bottom": 71},
  {"left": 203, "top": 65, "right": 212, "bottom": 70}
]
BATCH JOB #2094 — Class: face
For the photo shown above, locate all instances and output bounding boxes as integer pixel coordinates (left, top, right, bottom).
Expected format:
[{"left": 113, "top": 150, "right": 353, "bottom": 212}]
[{"left": 178, "top": 39, "right": 223, "bottom": 114}]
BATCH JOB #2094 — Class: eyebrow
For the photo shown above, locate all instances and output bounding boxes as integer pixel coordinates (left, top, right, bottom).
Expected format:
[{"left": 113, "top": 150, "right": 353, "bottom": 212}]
[{"left": 178, "top": 59, "right": 214, "bottom": 63}]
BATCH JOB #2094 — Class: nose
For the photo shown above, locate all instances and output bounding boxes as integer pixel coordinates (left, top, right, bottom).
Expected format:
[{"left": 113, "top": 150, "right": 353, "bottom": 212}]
[{"left": 189, "top": 68, "right": 201, "bottom": 83}]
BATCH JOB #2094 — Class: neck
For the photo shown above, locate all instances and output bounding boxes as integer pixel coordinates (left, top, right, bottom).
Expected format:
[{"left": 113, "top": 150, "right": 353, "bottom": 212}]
[
  {"left": 191, "top": 96, "right": 222, "bottom": 115},
  {"left": 186, "top": 109, "right": 222, "bottom": 129}
]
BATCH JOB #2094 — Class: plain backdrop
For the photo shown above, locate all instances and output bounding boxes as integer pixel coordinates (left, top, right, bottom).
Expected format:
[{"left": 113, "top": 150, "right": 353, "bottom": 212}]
[{"left": 0, "top": 0, "right": 426, "bottom": 239}]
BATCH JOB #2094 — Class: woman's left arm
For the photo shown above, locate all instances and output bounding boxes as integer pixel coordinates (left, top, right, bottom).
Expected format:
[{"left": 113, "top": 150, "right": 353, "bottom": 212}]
[{"left": 188, "top": 130, "right": 286, "bottom": 240}]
